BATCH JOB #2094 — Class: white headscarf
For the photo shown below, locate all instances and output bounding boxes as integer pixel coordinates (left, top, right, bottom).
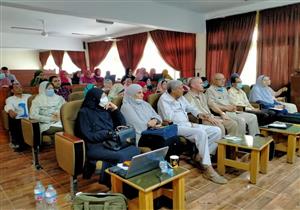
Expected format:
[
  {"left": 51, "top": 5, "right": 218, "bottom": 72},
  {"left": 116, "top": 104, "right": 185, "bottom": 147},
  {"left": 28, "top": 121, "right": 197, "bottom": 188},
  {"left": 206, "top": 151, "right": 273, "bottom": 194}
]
[
  {"left": 121, "top": 84, "right": 161, "bottom": 143},
  {"left": 249, "top": 75, "right": 274, "bottom": 104},
  {"left": 36, "top": 81, "right": 64, "bottom": 106}
]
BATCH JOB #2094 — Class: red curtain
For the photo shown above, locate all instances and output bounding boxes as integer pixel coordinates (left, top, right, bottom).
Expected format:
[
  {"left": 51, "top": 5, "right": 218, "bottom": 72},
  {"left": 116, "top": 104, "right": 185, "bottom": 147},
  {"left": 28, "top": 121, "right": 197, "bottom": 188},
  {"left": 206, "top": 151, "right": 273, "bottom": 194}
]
[
  {"left": 39, "top": 51, "right": 50, "bottom": 68},
  {"left": 88, "top": 41, "right": 113, "bottom": 70},
  {"left": 206, "top": 12, "right": 256, "bottom": 80},
  {"left": 150, "top": 30, "right": 196, "bottom": 78},
  {"left": 116, "top": 32, "right": 148, "bottom": 71},
  {"left": 67, "top": 51, "right": 87, "bottom": 71},
  {"left": 257, "top": 4, "right": 300, "bottom": 90},
  {"left": 51, "top": 50, "right": 65, "bottom": 69}
]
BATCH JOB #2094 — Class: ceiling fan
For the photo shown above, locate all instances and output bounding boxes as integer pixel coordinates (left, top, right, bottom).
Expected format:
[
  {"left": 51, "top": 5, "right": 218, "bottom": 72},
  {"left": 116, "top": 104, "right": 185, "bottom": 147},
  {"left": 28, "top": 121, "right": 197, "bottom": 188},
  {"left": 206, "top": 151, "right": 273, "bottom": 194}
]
[
  {"left": 103, "top": 27, "right": 122, "bottom": 42},
  {"left": 11, "top": 19, "right": 49, "bottom": 37}
]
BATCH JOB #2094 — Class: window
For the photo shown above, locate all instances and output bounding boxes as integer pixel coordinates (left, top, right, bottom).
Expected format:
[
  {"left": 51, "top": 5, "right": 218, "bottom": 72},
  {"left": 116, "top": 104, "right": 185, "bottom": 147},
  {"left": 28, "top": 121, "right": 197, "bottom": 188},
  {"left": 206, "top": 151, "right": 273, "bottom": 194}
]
[
  {"left": 96, "top": 34, "right": 180, "bottom": 80},
  {"left": 97, "top": 42, "right": 125, "bottom": 80},
  {"left": 240, "top": 26, "right": 258, "bottom": 86},
  {"left": 137, "top": 35, "right": 180, "bottom": 79},
  {"left": 43, "top": 52, "right": 81, "bottom": 74}
]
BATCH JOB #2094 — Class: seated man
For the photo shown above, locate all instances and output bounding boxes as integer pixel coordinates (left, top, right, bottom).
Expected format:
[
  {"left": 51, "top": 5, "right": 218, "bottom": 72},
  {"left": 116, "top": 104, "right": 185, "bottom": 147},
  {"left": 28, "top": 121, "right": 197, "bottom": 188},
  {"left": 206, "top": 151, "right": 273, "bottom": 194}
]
[
  {"left": 157, "top": 80, "right": 227, "bottom": 184},
  {"left": 4, "top": 83, "right": 31, "bottom": 151},
  {"left": 185, "top": 77, "right": 240, "bottom": 137},
  {"left": 206, "top": 73, "right": 259, "bottom": 136},
  {"left": 228, "top": 74, "right": 276, "bottom": 126},
  {"left": 102, "top": 79, "right": 113, "bottom": 94},
  {"left": 0, "top": 66, "right": 19, "bottom": 87},
  {"left": 49, "top": 75, "right": 71, "bottom": 101}
]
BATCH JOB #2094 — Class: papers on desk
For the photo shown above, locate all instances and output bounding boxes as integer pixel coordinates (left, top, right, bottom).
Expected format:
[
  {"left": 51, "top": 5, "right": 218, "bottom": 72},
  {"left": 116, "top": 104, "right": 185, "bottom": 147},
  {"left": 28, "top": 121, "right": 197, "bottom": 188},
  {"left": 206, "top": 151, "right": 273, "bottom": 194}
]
[
  {"left": 270, "top": 107, "right": 283, "bottom": 111},
  {"left": 224, "top": 135, "right": 242, "bottom": 142},
  {"left": 268, "top": 121, "right": 287, "bottom": 129},
  {"left": 117, "top": 163, "right": 128, "bottom": 171}
]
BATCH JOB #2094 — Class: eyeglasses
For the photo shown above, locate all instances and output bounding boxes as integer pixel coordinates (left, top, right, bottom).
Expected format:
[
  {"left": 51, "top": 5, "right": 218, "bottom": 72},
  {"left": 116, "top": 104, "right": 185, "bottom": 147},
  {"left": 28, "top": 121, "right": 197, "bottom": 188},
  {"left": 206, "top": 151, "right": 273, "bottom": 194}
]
[
  {"left": 216, "top": 78, "right": 225, "bottom": 81},
  {"left": 53, "top": 80, "right": 60, "bottom": 82}
]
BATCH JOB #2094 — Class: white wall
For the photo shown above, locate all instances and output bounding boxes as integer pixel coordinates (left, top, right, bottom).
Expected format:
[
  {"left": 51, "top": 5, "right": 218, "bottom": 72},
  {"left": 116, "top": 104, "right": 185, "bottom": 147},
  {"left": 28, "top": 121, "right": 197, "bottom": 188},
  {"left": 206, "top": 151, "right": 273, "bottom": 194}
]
[
  {"left": 0, "top": 48, "right": 40, "bottom": 69},
  {"left": 0, "top": 32, "right": 84, "bottom": 51}
]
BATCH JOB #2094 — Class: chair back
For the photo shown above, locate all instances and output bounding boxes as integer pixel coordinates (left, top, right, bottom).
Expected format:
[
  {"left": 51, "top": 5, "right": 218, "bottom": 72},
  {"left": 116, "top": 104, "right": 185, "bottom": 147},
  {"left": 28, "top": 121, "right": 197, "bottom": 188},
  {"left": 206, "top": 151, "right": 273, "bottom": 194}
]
[
  {"left": 27, "top": 95, "right": 37, "bottom": 110},
  {"left": 242, "top": 85, "right": 251, "bottom": 99},
  {"left": 112, "top": 96, "right": 123, "bottom": 108},
  {"left": 68, "top": 91, "right": 84, "bottom": 101},
  {"left": 61, "top": 100, "right": 83, "bottom": 136},
  {"left": 147, "top": 93, "right": 162, "bottom": 111}
]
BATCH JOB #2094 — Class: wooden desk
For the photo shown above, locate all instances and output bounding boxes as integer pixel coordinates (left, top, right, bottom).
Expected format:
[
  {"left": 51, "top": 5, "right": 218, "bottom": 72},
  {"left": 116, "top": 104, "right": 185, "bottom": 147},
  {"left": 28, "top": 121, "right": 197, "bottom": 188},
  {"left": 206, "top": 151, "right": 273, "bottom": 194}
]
[
  {"left": 106, "top": 167, "right": 189, "bottom": 210},
  {"left": 217, "top": 136, "right": 273, "bottom": 184},
  {"left": 260, "top": 124, "right": 300, "bottom": 164}
]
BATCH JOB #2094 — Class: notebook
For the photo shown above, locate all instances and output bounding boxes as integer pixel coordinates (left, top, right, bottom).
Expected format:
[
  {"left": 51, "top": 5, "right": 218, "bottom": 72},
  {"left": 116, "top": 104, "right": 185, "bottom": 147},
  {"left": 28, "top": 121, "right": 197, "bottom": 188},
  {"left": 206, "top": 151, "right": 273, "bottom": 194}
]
[{"left": 109, "top": 146, "right": 169, "bottom": 179}]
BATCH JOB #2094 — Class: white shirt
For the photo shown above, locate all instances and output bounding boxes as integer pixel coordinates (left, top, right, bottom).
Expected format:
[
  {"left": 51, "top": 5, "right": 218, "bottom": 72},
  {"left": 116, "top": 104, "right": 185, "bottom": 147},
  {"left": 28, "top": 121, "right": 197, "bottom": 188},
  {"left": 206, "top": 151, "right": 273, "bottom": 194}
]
[
  {"left": 157, "top": 92, "right": 200, "bottom": 126},
  {"left": 4, "top": 94, "right": 31, "bottom": 119}
]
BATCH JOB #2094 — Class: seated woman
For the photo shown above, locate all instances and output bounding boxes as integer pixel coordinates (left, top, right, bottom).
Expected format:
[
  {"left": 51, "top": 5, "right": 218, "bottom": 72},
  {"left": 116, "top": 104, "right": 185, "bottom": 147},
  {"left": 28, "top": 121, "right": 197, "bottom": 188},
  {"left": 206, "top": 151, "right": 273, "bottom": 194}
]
[
  {"left": 108, "top": 83, "right": 124, "bottom": 101},
  {"left": 136, "top": 81, "right": 152, "bottom": 101},
  {"left": 155, "top": 79, "right": 168, "bottom": 93},
  {"left": 121, "top": 84, "right": 179, "bottom": 157},
  {"left": 75, "top": 88, "right": 139, "bottom": 183},
  {"left": 249, "top": 75, "right": 300, "bottom": 123},
  {"left": 30, "top": 81, "right": 65, "bottom": 140}
]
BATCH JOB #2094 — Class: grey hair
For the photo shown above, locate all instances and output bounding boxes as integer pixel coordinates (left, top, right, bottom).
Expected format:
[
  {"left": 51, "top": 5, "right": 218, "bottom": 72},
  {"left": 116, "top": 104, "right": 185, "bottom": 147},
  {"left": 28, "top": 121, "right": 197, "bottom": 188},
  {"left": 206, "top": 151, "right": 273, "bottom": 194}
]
[{"left": 167, "top": 80, "right": 183, "bottom": 93}]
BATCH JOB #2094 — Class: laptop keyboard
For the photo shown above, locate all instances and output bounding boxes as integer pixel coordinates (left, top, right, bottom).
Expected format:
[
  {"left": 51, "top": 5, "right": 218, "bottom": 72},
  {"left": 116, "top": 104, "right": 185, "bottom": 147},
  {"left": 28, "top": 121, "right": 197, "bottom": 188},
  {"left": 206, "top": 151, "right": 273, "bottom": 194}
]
[{"left": 109, "top": 166, "right": 128, "bottom": 178}]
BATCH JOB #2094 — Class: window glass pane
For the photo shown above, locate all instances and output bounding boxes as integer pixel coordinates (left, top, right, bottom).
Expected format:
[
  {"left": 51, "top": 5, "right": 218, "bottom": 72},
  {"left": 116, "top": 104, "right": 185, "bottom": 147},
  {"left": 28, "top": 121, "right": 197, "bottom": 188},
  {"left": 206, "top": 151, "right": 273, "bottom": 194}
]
[
  {"left": 62, "top": 52, "right": 81, "bottom": 73},
  {"left": 137, "top": 35, "right": 180, "bottom": 79},
  {"left": 97, "top": 42, "right": 125, "bottom": 81},
  {"left": 43, "top": 54, "right": 59, "bottom": 73},
  {"left": 240, "top": 26, "right": 258, "bottom": 86}
]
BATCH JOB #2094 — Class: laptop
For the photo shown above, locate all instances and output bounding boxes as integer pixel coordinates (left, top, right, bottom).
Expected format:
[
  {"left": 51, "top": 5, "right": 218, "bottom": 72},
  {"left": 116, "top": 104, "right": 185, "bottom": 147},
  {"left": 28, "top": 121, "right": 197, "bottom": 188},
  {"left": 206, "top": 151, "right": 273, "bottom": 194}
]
[{"left": 109, "top": 146, "right": 169, "bottom": 179}]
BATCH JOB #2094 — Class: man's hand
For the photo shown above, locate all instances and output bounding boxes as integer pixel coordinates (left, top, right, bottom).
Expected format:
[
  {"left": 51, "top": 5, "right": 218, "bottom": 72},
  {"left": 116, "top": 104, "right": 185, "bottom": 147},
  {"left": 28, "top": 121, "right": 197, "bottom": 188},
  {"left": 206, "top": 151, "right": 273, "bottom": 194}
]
[
  {"left": 220, "top": 112, "right": 230, "bottom": 120},
  {"left": 8, "top": 110, "right": 17, "bottom": 119},
  {"left": 275, "top": 105, "right": 284, "bottom": 109},
  {"left": 105, "top": 102, "right": 118, "bottom": 111},
  {"left": 198, "top": 113, "right": 210, "bottom": 120},
  {"left": 147, "top": 119, "right": 158, "bottom": 128},
  {"left": 207, "top": 116, "right": 221, "bottom": 126}
]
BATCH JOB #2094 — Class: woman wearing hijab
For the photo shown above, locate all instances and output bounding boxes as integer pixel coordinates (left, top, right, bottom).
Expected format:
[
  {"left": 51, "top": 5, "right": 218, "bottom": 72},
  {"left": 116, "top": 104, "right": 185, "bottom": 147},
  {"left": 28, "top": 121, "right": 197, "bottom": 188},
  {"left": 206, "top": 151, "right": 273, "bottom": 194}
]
[
  {"left": 30, "top": 81, "right": 65, "bottom": 138},
  {"left": 136, "top": 81, "right": 152, "bottom": 101},
  {"left": 80, "top": 70, "right": 96, "bottom": 84},
  {"left": 72, "top": 71, "right": 81, "bottom": 85},
  {"left": 121, "top": 68, "right": 135, "bottom": 84},
  {"left": 156, "top": 79, "right": 168, "bottom": 93},
  {"left": 249, "top": 75, "right": 300, "bottom": 123},
  {"left": 59, "top": 70, "right": 72, "bottom": 86},
  {"left": 93, "top": 68, "right": 104, "bottom": 87},
  {"left": 121, "top": 84, "right": 179, "bottom": 156},
  {"left": 75, "top": 88, "right": 139, "bottom": 174},
  {"left": 162, "top": 69, "right": 173, "bottom": 80},
  {"left": 83, "top": 83, "right": 96, "bottom": 97},
  {"left": 108, "top": 83, "right": 124, "bottom": 101}
]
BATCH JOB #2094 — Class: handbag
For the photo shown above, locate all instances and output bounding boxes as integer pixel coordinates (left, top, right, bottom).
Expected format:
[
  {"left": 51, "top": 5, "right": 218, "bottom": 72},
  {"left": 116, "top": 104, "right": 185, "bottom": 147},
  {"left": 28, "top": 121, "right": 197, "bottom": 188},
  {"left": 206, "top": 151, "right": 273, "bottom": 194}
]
[
  {"left": 141, "top": 124, "right": 178, "bottom": 140},
  {"left": 72, "top": 192, "right": 127, "bottom": 210},
  {"left": 103, "top": 126, "right": 136, "bottom": 151}
]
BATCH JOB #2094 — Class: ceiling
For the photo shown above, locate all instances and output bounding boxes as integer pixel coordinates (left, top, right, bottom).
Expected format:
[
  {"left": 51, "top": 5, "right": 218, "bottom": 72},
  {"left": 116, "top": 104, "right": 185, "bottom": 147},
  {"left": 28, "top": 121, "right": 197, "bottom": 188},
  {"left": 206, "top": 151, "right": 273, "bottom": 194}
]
[
  {"left": 152, "top": 0, "right": 265, "bottom": 14},
  {"left": 0, "top": 6, "right": 152, "bottom": 40}
]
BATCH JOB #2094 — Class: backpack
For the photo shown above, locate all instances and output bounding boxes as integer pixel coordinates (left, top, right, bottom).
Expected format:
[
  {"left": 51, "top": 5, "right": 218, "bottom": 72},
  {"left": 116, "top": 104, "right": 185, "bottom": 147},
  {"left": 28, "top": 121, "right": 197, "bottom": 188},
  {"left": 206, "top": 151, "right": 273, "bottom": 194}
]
[{"left": 72, "top": 192, "right": 127, "bottom": 210}]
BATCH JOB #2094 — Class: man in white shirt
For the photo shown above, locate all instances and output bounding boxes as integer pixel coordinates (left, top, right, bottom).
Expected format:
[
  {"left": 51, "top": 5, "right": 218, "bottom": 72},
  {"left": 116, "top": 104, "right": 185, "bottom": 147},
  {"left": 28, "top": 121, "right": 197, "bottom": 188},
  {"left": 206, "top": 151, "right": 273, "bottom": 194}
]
[
  {"left": 157, "top": 80, "right": 227, "bottom": 184},
  {"left": 4, "top": 83, "right": 31, "bottom": 151},
  {"left": 206, "top": 73, "right": 259, "bottom": 136},
  {"left": 0, "top": 66, "right": 18, "bottom": 87}
]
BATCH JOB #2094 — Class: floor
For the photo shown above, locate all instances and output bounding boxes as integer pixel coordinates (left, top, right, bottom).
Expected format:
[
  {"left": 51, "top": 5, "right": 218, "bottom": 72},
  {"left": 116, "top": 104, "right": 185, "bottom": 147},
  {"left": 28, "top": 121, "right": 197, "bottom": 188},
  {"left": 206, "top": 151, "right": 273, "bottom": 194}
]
[{"left": 0, "top": 125, "right": 299, "bottom": 210}]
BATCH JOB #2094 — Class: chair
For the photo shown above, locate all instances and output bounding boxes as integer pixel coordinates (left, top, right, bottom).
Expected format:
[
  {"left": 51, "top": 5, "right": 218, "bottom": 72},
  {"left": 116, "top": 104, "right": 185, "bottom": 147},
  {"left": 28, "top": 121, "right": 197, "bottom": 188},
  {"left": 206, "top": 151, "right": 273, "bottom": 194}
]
[
  {"left": 72, "top": 85, "right": 86, "bottom": 92},
  {"left": 242, "top": 85, "right": 260, "bottom": 109},
  {"left": 21, "top": 95, "right": 52, "bottom": 169},
  {"left": 55, "top": 100, "right": 85, "bottom": 197},
  {"left": 68, "top": 91, "right": 84, "bottom": 101},
  {"left": 147, "top": 93, "right": 162, "bottom": 112}
]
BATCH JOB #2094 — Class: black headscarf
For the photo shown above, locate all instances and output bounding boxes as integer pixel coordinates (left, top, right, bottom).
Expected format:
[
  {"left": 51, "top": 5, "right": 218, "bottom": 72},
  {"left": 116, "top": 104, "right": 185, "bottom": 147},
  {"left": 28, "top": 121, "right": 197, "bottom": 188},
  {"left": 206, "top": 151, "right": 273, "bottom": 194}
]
[{"left": 82, "top": 88, "right": 104, "bottom": 110}]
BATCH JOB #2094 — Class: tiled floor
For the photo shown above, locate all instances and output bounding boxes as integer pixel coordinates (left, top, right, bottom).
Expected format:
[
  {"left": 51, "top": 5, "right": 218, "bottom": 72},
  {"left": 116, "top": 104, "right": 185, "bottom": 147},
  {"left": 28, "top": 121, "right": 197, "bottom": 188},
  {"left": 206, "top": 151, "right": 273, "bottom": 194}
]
[{"left": 0, "top": 128, "right": 299, "bottom": 210}]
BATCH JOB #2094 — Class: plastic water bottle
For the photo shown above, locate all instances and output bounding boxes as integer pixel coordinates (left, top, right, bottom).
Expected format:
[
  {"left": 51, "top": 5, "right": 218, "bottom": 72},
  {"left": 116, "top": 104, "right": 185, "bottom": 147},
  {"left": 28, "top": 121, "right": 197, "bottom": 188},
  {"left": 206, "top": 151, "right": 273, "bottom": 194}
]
[
  {"left": 159, "top": 160, "right": 168, "bottom": 173},
  {"left": 45, "top": 185, "right": 57, "bottom": 210},
  {"left": 34, "top": 181, "right": 45, "bottom": 210}
]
